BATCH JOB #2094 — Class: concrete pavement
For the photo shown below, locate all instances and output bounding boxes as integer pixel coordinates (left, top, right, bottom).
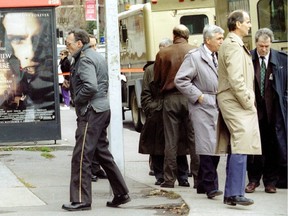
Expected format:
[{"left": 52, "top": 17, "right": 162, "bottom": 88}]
[{"left": 0, "top": 108, "right": 287, "bottom": 216}]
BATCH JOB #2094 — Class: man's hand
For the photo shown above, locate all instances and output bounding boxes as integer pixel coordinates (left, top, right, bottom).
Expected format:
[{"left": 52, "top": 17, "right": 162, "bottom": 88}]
[{"left": 198, "top": 94, "right": 204, "bottom": 104}]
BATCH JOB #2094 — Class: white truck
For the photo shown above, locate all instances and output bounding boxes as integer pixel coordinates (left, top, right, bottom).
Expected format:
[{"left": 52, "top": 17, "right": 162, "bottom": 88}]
[{"left": 119, "top": 0, "right": 215, "bottom": 132}]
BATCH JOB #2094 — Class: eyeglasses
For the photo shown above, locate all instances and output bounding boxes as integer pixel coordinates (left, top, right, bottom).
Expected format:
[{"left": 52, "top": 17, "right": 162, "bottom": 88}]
[{"left": 65, "top": 40, "right": 73, "bottom": 47}]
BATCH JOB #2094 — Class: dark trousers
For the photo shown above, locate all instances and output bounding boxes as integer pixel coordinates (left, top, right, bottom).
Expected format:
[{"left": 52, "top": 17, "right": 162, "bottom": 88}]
[
  {"left": 162, "top": 93, "right": 192, "bottom": 184},
  {"left": 91, "top": 159, "right": 102, "bottom": 175},
  {"left": 152, "top": 155, "right": 189, "bottom": 182},
  {"left": 70, "top": 109, "right": 128, "bottom": 204},
  {"left": 247, "top": 116, "right": 279, "bottom": 186},
  {"left": 197, "top": 155, "right": 220, "bottom": 193}
]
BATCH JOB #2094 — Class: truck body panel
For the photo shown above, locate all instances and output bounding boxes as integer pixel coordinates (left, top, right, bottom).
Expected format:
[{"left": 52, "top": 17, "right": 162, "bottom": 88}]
[{"left": 119, "top": 0, "right": 215, "bottom": 132}]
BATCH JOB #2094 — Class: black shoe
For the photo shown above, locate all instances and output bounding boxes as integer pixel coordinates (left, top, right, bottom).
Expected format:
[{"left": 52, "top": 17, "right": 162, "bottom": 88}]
[
  {"left": 155, "top": 178, "right": 164, "bottom": 185},
  {"left": 224, "top": 197, "right": 236, "bottom": 206},
  {"left": 224, "top": 195, "right": 254, "bottom": 206},
  {"left": 95, "top": 169, "right": 107, "bottom": 179},
  {"left": 106, "top": 194, "right": 131, "bottom": 207},
  {"left": 62, "top": 202, "right": 91, "bottom": 211},
  {"left": 160, "top": 182, "right": 174, "bottom": 188},
  {"left": 91, "top": 175, "right": 98, "bottom": 182},
  {"left": 206, "top": 190, "right": 223, "bottom": 199},
  {"left": 179, "top": 180, "right": 190, "bottom": 187}
]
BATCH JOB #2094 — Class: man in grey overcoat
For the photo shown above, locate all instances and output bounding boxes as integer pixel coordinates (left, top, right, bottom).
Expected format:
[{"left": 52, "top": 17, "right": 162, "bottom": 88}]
[{"left": 175, "top": 24, "right": 224, "bottom": 199}]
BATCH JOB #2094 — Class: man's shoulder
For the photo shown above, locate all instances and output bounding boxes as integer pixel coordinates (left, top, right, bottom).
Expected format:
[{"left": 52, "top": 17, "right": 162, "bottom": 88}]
[{"left": 271, "top": 49, "right": 288, "bottom": 58}]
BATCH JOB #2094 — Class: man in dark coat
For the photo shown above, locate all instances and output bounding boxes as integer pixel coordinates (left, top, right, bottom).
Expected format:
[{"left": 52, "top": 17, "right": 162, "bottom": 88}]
[
  {"left": 246, "top": 28, "right": 287, "bottom": 193},
  {"left": 153, "top": 24, "right": 197, "bottom": 188},
  {"left": 62, "top": 29, "right": 130, "bottom": 211}
]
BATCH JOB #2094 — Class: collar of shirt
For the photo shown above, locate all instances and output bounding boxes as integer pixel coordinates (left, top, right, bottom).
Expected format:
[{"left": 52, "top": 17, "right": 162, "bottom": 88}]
[
  {"left": 203, "top": 44, "right": 213, "bottom": 61},
  {"left": 257, "top": 52, "right": 270, "bottom": 68}
]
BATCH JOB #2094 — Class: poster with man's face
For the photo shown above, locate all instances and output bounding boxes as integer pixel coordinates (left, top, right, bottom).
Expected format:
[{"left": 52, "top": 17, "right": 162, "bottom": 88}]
[{"left": 0, "top": 9, "right": 56, "bottom": 123}]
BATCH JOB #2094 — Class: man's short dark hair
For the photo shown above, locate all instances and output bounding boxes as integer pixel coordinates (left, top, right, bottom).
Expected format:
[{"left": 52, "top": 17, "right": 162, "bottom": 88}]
[
  {"left": 227, "top": 10, "right": 247, "bottom": 31},
  {"left": 88, "top": 34, "right": 98, "bottom": 43},
  {"left": 68, "top": 29, "right": 90, "bottom": 45}
]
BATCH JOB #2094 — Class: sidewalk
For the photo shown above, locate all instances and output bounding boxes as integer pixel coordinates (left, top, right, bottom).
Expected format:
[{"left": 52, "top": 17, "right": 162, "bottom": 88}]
[{"left": 0, "top": 108, "right": 287, "bottom": 216}]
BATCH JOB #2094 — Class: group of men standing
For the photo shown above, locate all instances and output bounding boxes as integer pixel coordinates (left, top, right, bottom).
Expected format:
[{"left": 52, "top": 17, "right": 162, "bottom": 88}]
[
  {"left": 140, "top": 9, "right": 287, "bottom": 207},
  {"left": 59, "top": 8, "right": 286, "bottom": 212}
]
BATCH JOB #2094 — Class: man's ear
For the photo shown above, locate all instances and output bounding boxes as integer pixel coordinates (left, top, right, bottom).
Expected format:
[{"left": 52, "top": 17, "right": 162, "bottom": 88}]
[
  {"left": 236, "top": 21, "right": 241, "bottom": 29},
  {"left": 77, "top": 40, "right": 83, "bottom": 47}
]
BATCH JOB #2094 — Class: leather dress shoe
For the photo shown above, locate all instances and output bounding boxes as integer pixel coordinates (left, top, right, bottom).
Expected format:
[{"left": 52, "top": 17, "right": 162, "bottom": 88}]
[
  {"left": 206, "top": 189, "right": 223, "bottom": 199},
  {"left": 223, "top": 197, "right": 236, "bottom": 206},
  {"left": 224, "top": 195, "right": 254, "bottom": 206},
  {"left": 155, "top": 178, "right": 164, "bottom": 185},
  {"left": 178, "top": 180, "right": 190, "bottom": 187},
  {"left": 160, "top": 182, "right": 174, "bottom": 188},
  {"left": 62, "top": 202, "right": 91, "bottom": 211},
  {"left": 245, "top": 182, "right": 260, "bottom": 193},
  {"left": 91, "top": 175, "right": 98, "bottom": 182},
  {"left": 95, "top": 169, "right": 108, "bottom": 179},
  {"left": 106, "top": 194, "right": 131, "bottom": 207},
  {"left": 265, "top": 185, "right": 277, "bottom": 193}
]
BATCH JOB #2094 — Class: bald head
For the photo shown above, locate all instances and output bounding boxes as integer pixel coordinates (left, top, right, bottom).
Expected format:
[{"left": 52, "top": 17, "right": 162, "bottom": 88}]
[{"left": 173, "top": 24, "right": 190, "bottom": 41}]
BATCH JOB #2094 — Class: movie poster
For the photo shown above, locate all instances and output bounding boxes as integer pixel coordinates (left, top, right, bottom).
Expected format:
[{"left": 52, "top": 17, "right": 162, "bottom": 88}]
[{"left": 0, "top": 10, "right": 56, "bottom": 123}]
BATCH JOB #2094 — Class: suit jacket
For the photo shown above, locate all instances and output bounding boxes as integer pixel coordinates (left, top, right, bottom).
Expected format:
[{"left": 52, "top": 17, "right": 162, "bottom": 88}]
[
  {"left": 175, "top": 45, "right": 218, "bottom": 155},
  {"left": 216, "top": 32, "right": 261, "bottom": 155}
]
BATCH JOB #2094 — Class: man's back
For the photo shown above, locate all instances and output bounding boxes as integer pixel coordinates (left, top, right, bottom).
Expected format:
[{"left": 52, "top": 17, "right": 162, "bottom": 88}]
[{"left": 154, "top": 38, "right": 196, "bottom": 92}]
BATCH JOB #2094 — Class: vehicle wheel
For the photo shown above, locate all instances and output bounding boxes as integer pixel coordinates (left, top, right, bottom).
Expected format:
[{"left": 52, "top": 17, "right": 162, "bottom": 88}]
[{"left": 130, "top": 90, "right": 144, "bottom": 132}]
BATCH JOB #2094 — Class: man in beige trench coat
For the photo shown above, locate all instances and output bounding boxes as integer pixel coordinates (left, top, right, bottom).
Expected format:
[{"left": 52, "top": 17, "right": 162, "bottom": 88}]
[{"left": 216, "top": 10, "right": 262, "bottom": 206}]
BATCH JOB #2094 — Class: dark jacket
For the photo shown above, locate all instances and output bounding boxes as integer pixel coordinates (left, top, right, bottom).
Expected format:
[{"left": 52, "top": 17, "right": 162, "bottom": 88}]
[
  {"left": 70, "top": 44, "right": 109, "bottom": 116},
  {"left": 251, "top": 48, "right": 287, "bottom": 165},
  {"left": 154, "top": 37, "right": 196, "bottom": 93},
  {"left": 139, "top": 61, "right": 190, "bottom": 155},
  {"left": 60, "top": 57, "right": 71, "bottom": 80}
]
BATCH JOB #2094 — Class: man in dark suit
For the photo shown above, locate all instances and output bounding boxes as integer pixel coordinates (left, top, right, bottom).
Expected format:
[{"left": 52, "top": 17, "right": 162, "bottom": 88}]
[{"left": 246, "top": 28, "right": 287, "bottom": 193}]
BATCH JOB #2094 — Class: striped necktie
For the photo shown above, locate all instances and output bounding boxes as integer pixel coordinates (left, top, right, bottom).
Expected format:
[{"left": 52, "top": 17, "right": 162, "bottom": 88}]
[
  {"left": 260, "top": 56, "right": 266, "bottom": 97},
  {"left": 211, "top": 52, "right": 218, "bottom": 68}
]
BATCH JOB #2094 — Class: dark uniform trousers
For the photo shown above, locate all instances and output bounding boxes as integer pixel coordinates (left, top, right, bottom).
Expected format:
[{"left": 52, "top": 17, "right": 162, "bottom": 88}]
[
  {"left": 70, "top": 108, "right": 129, "bottom": 204},
  {"left": 162, "top": 92, "right": 194, "bottom": 184}
]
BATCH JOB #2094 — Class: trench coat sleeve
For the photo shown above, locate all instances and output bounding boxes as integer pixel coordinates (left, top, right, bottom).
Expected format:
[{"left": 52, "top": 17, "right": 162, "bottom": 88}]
[
  {"left": 175, "top": 52, "right": 202, "bottom": 104},
  {"left": 225, "top": 44, "right": 254, "bottom": 110}
]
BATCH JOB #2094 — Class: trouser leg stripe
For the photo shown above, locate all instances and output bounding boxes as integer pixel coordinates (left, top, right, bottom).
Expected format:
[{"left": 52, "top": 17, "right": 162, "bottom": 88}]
[{"left": 79, "top": 121, "right": 89, "bottom": 202}]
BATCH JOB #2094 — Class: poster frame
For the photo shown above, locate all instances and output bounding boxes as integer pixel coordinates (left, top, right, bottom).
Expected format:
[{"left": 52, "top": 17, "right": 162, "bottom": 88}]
[{"left": 0, "top": 7, "right": 61, "bottom": 142}]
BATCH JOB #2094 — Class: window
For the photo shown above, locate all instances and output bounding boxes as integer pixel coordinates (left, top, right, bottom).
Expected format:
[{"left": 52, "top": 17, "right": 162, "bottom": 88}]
[
  {"left": 258, "top": 0, "right": 287, "bottom": 42},
  {"left": 180, "top": 15, "right": 209, "bottom": 35}
]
